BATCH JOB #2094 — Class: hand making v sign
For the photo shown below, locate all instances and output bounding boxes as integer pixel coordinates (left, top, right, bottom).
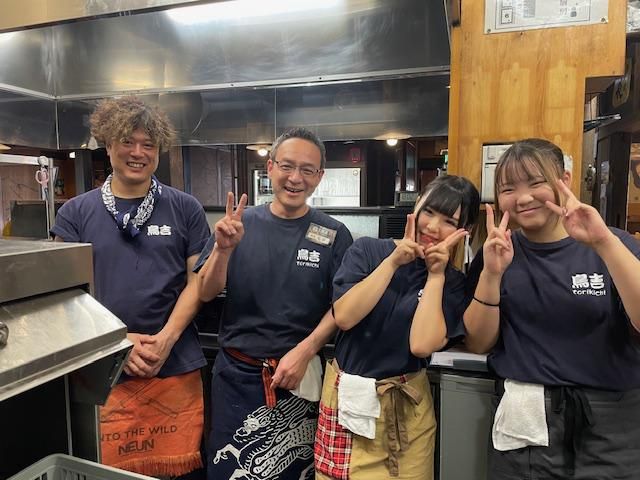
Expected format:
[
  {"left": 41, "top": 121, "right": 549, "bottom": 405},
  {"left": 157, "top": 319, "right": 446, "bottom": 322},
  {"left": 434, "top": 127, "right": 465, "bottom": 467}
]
[
  {"left": 424, "top": 228, "right": 468, "bottom": 275},
  {"left": 214, "top": 192, "right": 248, "bottom": 251},
  {"left": 544, "top": 179, "right": 613, "bottom": 248},
  {"left": 389, "top": 214, "right": 426, "bottom": 268},
  {"left": 483, "top": 204, "right": 513, "bottom": 276}
]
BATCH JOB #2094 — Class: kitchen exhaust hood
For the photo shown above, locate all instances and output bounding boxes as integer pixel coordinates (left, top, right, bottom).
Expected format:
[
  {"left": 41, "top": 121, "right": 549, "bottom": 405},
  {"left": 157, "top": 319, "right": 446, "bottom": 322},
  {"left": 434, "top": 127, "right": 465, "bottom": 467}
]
[
  {"left": 0, "top": 0, "right": 207, "bottom": 33},
  {"left": 0, "top": 0, "right": 452, "bottom": 147}
]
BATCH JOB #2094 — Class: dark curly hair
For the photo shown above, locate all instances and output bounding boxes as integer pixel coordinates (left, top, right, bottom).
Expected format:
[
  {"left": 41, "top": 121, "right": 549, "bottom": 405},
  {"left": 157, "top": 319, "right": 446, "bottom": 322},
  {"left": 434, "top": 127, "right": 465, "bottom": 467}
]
[{"left": 89, "top": 96, "right": 175, "bottom": 152}]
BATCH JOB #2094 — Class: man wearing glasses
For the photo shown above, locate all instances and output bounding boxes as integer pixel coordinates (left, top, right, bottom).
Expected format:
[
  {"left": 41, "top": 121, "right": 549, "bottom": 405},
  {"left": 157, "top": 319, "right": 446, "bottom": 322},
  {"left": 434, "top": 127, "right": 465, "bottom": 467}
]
[{"left": 195, "top": 127, "right": 353, "bottom": 480}]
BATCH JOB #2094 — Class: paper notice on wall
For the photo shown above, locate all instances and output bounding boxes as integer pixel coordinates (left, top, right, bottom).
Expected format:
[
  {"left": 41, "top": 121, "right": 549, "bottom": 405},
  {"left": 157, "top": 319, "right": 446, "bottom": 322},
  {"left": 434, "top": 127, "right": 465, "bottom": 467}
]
[{"left": 485, "top": 0, "right": 609, "bottom": 34}]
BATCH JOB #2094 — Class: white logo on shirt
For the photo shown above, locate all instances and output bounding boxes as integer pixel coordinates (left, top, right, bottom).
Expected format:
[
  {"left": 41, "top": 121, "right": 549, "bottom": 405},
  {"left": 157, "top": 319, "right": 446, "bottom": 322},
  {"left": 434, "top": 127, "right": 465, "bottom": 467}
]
[
  {"left": 296, "top": 248, "right": 320, "bottom": 269},
  {"left": 571, "top": 273, "right": 606, "bottom": 296},
  {"left": 147, "top": 225, "right": 172, "bottom": 236}
]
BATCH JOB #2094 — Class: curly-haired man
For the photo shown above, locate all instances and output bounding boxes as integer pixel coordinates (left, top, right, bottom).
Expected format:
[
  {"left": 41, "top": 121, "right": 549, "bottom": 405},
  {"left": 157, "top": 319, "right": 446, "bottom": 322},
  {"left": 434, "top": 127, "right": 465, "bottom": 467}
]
[{"left": 52, "top": 96, "right": 210, "bottom": 477}]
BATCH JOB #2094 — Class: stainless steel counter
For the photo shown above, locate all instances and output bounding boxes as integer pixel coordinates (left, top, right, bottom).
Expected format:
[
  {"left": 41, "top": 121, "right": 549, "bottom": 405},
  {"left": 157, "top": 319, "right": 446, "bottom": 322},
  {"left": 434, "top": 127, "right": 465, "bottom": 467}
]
[{"left": 0, "top": 238, "right": 94, "bottom": 303}]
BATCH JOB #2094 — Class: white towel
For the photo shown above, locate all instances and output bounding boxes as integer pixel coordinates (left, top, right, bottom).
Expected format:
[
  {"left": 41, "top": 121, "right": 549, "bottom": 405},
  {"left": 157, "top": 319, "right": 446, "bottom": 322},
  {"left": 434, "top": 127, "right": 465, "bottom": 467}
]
[
  {"left": 337, "top": 372, "right": 380, "bottom": 439},
  {"left": 291, "top": 355, "right": 323, "bottom": 402},
  {"left": 492, "top": 379, "right": 549, "bottom": 451}
]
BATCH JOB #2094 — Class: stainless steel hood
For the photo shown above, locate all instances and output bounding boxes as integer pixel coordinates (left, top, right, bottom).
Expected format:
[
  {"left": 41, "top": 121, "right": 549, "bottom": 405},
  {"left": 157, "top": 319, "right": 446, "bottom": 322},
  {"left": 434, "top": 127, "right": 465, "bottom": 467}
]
[
  {"left": 0, "top": 0, "right": 452, "bottom": 147},
  {"left": 0, "top": 0, "right": 207, "bottom": 33},
  {"left": 0, "top": 239, "right": 131, "bottom": 402}
]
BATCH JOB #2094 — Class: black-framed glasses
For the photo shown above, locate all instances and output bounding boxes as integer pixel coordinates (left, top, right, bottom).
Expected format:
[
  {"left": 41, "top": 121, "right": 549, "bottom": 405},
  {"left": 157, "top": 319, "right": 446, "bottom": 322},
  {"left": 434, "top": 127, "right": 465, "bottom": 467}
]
[{"left": 273, "top": 159, "right": 322, "bottom": 178}]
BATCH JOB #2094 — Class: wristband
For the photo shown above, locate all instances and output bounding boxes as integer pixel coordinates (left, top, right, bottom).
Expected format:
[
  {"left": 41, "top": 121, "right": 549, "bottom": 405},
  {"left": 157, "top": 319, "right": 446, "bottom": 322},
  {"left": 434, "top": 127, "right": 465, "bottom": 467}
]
[{"left": 473, "top": 296, "right": 499, "bottom": 307}]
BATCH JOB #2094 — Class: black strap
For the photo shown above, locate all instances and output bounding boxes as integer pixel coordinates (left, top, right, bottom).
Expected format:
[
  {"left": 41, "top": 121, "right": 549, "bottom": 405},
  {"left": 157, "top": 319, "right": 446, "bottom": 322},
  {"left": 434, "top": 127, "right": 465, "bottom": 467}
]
[{"left": 550, "top": 386, "right": 595, "bottom": 474}]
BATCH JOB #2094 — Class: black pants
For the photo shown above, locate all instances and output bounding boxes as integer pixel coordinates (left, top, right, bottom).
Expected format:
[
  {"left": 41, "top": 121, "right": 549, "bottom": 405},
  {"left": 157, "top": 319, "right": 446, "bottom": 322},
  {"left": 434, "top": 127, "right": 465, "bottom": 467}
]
[{"left": 489, "top": 386, "right": 640, "bottom": 480}]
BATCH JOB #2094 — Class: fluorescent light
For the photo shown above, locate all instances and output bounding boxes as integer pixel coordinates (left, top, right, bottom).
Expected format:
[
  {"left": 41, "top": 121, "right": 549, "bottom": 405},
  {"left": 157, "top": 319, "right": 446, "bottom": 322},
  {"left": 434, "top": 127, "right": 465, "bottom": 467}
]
[
  {"left": 386, "top": 138, "right": 398, "bottom": 147},
  {"left": 167, "top": 0, "right": 342, "bottom": 24}
]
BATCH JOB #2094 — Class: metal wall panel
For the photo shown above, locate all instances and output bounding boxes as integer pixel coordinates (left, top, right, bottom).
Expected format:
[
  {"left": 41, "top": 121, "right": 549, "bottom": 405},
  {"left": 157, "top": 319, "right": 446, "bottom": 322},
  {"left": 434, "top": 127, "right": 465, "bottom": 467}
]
[
  {"left": 57, "top": 89, "right": 276, "bottom": 147},
  {"left": 182, "top": 90, "right": 275, "bottom": 144},
  {"left": 276, "top": 75, "right": 450, "bottom": 141},
  {"left": 56, "top": 98, "right": 102, "bottom": 150},
  {"left": 0, "top": 29, "right": 55, "bottom": 95},
  {"left": 52, "top": 0, "right": 449, "bottom": 97},
  {"left": 0, "top": 89, "right": 57, "bottom": 149},
  {"left": 56, "top": 75, "right": 448, "bottom": 147}
]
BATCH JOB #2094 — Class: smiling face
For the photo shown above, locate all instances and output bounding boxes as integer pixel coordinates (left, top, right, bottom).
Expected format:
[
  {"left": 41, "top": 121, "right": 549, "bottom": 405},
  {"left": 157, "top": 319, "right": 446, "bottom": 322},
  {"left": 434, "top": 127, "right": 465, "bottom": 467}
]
[
  {"left": 106, "top": 129, "right": 159, "bottom": 197},
  {"left": 267, "top": 137, "right": 324, "bottom": 219},
  {"left": 496, "top": 153, "right": 569, "bottom": 241},
  {"left": 416, "top": 205, "right": 461, "bottom": 248}
]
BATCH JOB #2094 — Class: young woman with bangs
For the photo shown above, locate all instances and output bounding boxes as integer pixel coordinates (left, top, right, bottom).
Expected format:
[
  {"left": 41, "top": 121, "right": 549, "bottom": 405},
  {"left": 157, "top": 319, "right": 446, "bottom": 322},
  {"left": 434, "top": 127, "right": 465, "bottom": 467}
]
[
  {"left": 314, "top": 175, "right": 480, "bottom": 480},
  {"left": 464, "top": 138, "right": 640, "bottom": 479}
]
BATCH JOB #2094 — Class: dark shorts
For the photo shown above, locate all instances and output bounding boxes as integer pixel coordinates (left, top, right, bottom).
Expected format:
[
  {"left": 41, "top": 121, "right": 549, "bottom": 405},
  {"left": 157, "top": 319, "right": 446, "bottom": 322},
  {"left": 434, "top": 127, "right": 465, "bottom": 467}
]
[
  {"left": 206, "top": 350, "right": 317, "bottom": 480},
  {"left": 489, "top": 385, "right": 640, "bottom": 480}
]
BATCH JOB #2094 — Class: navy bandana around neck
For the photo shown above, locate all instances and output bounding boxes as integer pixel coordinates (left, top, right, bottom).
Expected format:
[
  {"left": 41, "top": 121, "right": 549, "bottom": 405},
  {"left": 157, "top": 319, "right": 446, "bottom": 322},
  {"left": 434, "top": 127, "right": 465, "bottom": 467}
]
[{"left": 101, "top": 174, "right": 162, "bottom": 238}]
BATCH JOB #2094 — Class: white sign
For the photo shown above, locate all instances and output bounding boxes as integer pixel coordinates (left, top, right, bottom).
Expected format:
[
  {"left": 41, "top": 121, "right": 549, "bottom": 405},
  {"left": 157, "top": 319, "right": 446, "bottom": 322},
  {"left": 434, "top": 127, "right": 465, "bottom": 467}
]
[{"left": 485, "top": 0, "right": 609, "bottom": 34}]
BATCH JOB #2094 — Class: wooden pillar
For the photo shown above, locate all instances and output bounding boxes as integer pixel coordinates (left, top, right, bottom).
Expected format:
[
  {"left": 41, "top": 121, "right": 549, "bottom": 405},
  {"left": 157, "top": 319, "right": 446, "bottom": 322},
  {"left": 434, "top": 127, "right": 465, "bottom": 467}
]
[{"left": 448, "top": 0, "right": 627, "bottom": 195}]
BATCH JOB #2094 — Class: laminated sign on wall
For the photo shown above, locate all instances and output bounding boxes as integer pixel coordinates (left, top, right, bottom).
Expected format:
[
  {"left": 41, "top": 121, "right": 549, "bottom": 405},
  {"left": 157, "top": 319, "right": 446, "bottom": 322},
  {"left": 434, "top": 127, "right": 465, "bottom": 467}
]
[{"left": 484, "top": 0, "right": 609, "bottom": 34}]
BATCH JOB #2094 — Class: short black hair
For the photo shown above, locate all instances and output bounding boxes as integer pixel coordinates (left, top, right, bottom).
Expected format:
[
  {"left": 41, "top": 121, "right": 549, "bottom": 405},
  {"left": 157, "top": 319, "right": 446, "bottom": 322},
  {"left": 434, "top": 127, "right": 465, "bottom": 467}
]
[
  {"left": 270, "top": 127, "right": 326, "bottom": 169},
  {"left": 414, "top": 175, "right": 480, "bottom": 229}
]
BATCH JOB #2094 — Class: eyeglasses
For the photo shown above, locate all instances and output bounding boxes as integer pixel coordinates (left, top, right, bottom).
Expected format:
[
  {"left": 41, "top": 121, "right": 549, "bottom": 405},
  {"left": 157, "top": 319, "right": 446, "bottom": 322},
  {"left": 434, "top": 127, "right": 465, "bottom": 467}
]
[{"left": 273, "top": 160, "right": 322, "bottom": 178}]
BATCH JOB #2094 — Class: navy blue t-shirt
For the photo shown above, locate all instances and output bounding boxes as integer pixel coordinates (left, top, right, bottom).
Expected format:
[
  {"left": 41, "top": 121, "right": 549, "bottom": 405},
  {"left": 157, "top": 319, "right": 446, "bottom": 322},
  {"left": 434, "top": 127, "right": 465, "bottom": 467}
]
[
  {"left": 334, "top": 237, "right": 466, "bottom": 379},
  {"left": 194, "top": 204, "right": 353, "bottom": 358},
  {"left": 466, "top": 228, "right": 640, "bottom": 390},
  {"left": 51, "top": 185, "right": 210, "bottom": 377}
]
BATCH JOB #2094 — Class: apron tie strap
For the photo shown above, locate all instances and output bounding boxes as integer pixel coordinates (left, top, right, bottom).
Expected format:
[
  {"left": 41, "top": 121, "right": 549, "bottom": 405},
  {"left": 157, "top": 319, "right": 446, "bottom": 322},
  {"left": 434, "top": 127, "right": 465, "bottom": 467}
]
[{"left": 225, "top": 348, "right": 279, "bottom": 409}]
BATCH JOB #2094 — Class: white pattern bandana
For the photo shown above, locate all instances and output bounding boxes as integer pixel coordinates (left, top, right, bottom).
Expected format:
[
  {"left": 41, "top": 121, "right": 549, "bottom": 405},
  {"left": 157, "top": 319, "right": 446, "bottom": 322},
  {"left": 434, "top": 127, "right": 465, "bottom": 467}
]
[{"left": 101, "top": 174, "right": 162, "bottom": 238}]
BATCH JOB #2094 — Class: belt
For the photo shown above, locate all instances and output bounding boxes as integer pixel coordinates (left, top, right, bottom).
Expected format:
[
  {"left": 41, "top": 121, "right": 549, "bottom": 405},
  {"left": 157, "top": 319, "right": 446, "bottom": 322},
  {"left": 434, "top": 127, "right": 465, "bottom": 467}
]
[{"left": 225, "top": 348, "right": 279, "bottom": 409}]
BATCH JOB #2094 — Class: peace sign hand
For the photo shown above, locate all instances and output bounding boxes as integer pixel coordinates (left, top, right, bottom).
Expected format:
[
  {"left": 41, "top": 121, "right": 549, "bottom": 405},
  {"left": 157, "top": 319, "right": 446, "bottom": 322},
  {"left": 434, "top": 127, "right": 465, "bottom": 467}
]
[
  {"left": 545, "top": 179, "right": 613, "bottom": 248},
  {"left": 424, "top": 228, "right": 468, "bottom": 274},
  {"left": 388, "top": 214, "right": 425, "bottom": 268},
  {"left": 483, "top": 204, "right": 513, "bottom": 276},
  {"left": 214, "top": 192, "right": 248, "bottom": 251}
]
